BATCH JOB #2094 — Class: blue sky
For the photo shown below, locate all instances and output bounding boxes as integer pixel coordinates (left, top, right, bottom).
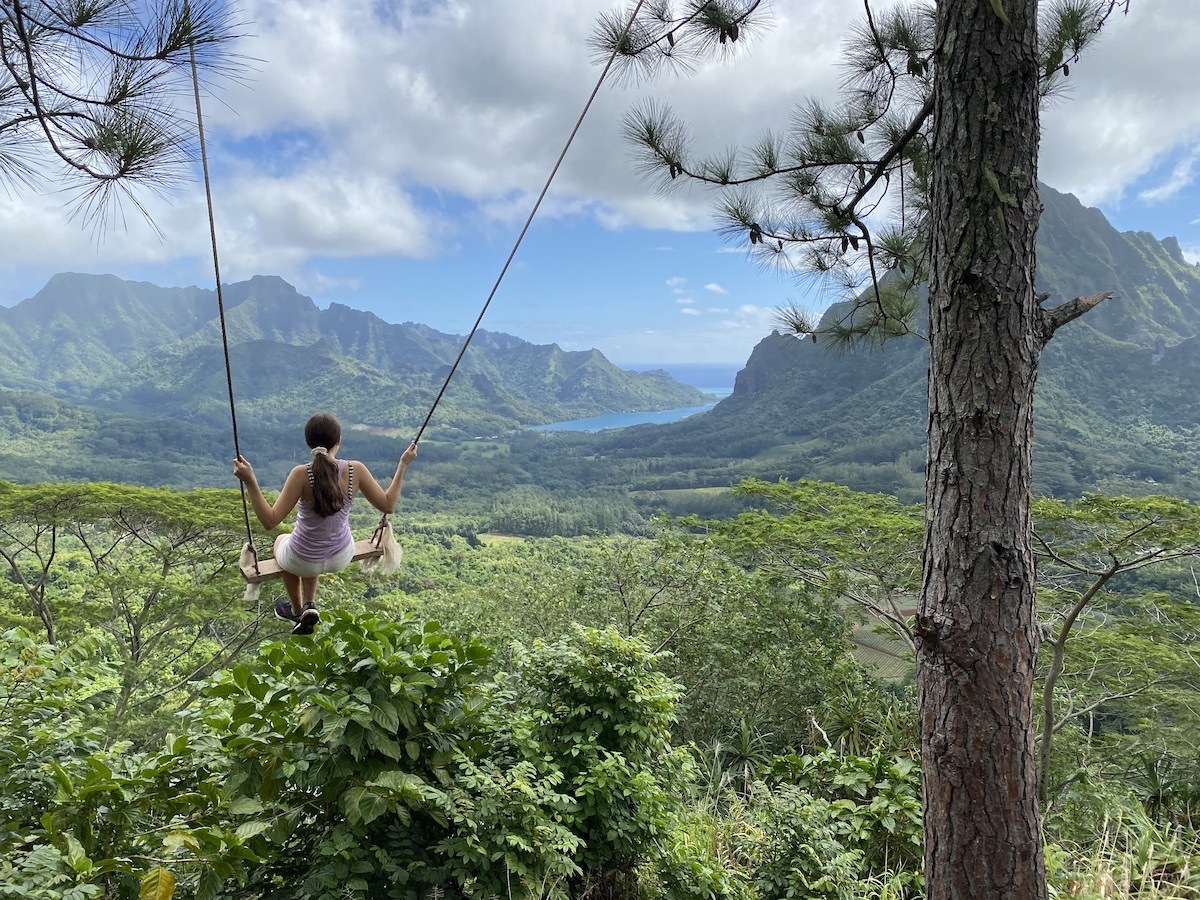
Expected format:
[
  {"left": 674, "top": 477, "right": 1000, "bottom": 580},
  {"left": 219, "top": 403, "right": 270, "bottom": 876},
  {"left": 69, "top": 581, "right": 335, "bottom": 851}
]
[{"left": 2, "top": 0, "right": 1198, "bottom": 368}]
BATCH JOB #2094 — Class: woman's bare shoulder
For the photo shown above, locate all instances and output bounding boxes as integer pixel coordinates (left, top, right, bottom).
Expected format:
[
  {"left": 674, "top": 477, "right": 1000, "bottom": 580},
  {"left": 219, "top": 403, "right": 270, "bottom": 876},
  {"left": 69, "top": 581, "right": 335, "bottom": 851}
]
[{"left": 347, "top": 460, "right": 377, "bottom": 484}]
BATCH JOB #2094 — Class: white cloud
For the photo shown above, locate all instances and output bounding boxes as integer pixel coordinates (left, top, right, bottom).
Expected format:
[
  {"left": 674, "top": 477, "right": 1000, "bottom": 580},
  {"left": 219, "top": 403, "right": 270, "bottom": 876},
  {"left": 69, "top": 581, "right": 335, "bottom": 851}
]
[
  {"left": 722, "top": 304, "right": 778, "bottom": 334},
  {"left": 15, "top": 1, "right": 1195, "bottom": 248},
  {"left": 11, "top": 0, "right": 855, "bottom": 268},
  {"left": 0, "top": 187, "right": 214, "bottom": 282},
  {"left": 680, "top": 307, "right": 702, "bottom": 316},
  {"left": 29, "top": 3, "right": 1200, "bottom": 228},
  {"left": 215, "top": 168, "right": 436, "bottom": 271},
  {"left": 1138, "top": 147, "right": 1200, "bottom": 204},
  {"left": 676, "top": 297, "right": 695, "bottom": 305},
  {"left": 595, "top": 302, "right": 784, "bottom": 364},
  {"left": 5, "top": 0, "right": 1199, "bottom": 336},
  {"left": 1040, "top": 0, "right": 1200, "bottom": 205},
  {"left": 308, "top": 272, "right": 364, "bottom": 295}
]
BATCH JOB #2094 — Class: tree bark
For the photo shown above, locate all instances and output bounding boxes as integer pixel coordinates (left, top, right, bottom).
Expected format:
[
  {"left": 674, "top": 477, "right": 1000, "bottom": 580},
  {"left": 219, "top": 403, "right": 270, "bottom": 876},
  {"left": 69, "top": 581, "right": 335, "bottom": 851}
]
[{"left": 918, "top": 1, "right": 1047, "bottom": 897}]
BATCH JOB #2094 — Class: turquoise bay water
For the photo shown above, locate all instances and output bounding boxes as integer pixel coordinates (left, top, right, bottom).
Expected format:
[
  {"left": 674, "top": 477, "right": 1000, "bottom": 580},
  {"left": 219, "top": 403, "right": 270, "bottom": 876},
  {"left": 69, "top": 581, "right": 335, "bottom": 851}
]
[
  {"left": 529, "top": 403, "right": 714, "bottom": 433},
  {"left": 530, "top": 386, "right": 734, "bottom": 433}
]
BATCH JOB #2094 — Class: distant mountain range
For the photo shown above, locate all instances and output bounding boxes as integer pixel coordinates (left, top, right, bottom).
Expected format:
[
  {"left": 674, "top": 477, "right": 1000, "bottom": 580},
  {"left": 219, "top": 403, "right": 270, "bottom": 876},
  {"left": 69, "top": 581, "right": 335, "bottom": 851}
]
[
  {"left": 0, "top": 272, "right": 705, "bottom": 439},
  {"left": 4, "top": 185, "right": 1200, "bottom": 508}
]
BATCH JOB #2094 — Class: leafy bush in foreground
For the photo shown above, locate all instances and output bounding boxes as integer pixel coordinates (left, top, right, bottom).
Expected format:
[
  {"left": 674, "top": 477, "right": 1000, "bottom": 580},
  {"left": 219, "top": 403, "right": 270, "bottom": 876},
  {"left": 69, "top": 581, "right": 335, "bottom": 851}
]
[{"left": 203, "top": 616, "right": 720, "bottom": 900}]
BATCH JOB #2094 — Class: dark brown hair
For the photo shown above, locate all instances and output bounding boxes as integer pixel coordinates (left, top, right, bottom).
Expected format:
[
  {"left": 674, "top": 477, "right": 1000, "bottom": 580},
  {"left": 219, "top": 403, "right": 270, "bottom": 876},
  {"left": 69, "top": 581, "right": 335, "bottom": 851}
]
[{"left": 305, "top": 413, "right": 345, "bottom": 517}]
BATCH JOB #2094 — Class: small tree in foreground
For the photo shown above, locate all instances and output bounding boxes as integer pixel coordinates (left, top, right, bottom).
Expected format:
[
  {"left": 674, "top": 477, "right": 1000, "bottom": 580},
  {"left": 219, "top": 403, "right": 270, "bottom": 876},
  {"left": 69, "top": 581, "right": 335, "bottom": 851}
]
[
  {"left": 1033, "top": 493, "right": 1200, "bottom": 805},
  {"left": 0, "top": 481, "right": 260, "bottom": 733},
  {"left": 202, "top": 616, "right": 700, "bottom": 900},
  {"left": 593, "top": 2, "right": 1133, "bottom": 897}
]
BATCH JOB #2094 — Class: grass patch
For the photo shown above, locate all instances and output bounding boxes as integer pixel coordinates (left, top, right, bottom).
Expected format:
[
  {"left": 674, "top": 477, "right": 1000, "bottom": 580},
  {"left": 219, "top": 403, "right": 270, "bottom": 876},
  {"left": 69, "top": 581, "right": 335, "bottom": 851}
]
[{"left": 477, "top": 533, "right": 529, "bottom": 546}]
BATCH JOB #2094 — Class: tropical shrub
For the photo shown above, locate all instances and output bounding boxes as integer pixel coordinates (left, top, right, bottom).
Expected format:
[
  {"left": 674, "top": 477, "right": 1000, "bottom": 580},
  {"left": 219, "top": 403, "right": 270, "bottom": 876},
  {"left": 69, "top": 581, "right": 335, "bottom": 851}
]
[
  {"left": 513, "top": 625, "right": 695, "bottom": 899},
  {"left": 200, "top": 611, "right": 581, "bottom": 899},
  {"left": 0, "top": 630, "right": 242, "bottom": 900},
  {"left": 728, "top": 748, "right": 925, "bottom": 899}
]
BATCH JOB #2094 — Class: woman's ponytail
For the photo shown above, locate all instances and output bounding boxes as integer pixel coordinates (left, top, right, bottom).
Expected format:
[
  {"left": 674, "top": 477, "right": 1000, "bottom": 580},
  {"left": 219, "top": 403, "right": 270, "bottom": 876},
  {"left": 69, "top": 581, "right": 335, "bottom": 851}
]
[{"left": 305, "top": 413, "right": 346, "bottom": 517}]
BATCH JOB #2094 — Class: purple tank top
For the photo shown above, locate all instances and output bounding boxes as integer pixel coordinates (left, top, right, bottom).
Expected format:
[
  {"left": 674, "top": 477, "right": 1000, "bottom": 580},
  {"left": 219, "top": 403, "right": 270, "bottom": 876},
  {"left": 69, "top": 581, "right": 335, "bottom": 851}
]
[{"left": 288, "top": 459, "right": 355, "bottom": 561}]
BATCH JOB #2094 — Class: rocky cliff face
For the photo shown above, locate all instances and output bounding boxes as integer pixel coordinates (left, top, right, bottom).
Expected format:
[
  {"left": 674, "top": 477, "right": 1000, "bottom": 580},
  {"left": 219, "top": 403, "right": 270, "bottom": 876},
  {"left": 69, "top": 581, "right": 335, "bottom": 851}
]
[{"left": 668, "top": 184, "right": 1200, "bottom": 500}]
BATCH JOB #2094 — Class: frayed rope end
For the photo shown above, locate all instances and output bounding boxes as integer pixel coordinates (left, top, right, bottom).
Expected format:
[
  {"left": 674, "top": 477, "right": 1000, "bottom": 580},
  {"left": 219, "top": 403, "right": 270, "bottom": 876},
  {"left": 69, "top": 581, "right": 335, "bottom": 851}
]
[
  {"left": 361, "top": 520, "right": 403, "bottom": 576},
  {"left": 240, "top": 542, "right": 263, "bottom": 603}
]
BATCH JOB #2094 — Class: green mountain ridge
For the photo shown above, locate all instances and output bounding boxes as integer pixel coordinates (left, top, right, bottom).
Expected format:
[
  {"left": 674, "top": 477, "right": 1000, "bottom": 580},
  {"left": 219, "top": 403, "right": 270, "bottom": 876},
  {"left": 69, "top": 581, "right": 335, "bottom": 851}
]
[{"left": 0, "top": 273, "right": 708, "bottom": 437}]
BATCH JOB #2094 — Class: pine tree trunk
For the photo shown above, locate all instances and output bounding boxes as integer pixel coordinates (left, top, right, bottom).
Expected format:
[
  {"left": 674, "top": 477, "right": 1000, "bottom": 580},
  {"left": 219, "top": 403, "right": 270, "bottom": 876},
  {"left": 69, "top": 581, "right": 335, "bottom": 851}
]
[{"left": 918, "top": 0, "right": 1047, "bottom": 897}]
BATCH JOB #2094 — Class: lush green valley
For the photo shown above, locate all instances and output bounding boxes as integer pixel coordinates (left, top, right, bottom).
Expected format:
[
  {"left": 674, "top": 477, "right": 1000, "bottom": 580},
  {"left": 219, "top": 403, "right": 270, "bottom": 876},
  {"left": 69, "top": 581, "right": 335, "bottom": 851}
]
[{"left": 5, "top": 189, "right": 1200, "bottom": 514}]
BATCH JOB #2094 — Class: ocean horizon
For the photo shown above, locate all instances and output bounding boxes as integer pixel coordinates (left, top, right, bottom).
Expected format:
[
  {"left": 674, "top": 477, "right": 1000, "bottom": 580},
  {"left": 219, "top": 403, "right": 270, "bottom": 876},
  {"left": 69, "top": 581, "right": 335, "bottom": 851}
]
[{"left": 620, "top": 361, "right": 741, "bottom": 395}]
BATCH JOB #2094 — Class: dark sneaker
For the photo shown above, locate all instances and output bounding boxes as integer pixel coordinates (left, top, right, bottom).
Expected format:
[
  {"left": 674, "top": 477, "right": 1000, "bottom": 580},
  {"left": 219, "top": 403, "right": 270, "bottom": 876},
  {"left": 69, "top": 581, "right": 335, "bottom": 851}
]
[
  {"left": 274, "top": 598, "right": 300, "bottom": 624},
  {"left": 292, "top": 604, "right": 320, "bottom": 636}
]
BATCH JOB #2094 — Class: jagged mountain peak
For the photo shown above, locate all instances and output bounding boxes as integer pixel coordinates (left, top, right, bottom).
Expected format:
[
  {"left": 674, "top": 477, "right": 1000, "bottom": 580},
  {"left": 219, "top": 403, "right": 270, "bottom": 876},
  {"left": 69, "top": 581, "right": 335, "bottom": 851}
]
[{"left": 1038, "top": 185, "right": 1200, "bottom": 345}]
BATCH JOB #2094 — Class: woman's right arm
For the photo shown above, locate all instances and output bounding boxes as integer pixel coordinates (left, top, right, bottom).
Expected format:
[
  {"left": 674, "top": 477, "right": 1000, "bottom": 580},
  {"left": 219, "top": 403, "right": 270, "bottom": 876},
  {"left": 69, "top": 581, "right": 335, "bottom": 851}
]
[{"left": 234, "top": 457, "right": 305, "bottom": 530}]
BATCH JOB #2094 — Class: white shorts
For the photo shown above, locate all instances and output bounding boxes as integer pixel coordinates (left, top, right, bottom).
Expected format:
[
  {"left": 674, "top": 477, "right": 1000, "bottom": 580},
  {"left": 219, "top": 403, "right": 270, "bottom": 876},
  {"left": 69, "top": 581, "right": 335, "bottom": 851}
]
[{"left": 274, "top": 533, "right": 355, "bottom": 578}]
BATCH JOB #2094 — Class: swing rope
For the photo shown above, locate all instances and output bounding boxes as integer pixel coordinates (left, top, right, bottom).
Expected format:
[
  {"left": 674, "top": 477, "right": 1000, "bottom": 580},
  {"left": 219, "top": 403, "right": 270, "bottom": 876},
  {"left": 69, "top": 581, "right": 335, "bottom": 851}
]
[
  {"left": 411, "top": 0, "right": 648, "bottom": 445},
  {"left": 189, "top": 1, "right": 648, "bottom": 574},
  {"left": 188, "top": 42, "right": 259, "bottom": 573}
]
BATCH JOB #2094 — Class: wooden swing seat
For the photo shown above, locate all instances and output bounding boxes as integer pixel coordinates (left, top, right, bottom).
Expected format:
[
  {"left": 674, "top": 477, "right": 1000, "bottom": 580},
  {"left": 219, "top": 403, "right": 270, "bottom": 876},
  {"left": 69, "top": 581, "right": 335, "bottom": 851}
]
[{"left": 240, "top": 538, "right": 384, "bottom": 584}]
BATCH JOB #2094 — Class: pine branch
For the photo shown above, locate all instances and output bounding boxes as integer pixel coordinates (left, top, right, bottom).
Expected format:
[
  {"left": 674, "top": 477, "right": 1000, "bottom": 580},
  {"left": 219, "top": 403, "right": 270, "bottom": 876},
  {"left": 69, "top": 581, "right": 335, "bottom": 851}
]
[
  {"left": 602, "top": 1, "right": 1126, "bottom": 349},
  {"left": 0, "top": 0, "right": 239, "bottom": 229}
]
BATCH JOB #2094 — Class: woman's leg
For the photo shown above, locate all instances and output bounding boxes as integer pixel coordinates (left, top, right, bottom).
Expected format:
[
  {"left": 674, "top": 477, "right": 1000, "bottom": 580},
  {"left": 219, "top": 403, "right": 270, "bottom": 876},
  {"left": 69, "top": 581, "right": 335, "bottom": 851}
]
[
  {"left": 281, "top": 574, "right": 303, "bottom": 614},
  {"left": 300, "top": 575, "right": 320, "bottom": 609},
  {"left": 293, "top": 574, "right": 322, "bottom": 635},
  {"left": 274, "top": 534, "right": 303, "bottom": 614}
]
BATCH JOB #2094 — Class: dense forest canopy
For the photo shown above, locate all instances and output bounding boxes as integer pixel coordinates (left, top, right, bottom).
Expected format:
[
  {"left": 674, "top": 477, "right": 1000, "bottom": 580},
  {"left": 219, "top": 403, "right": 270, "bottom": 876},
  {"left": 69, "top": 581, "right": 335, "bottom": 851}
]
[{"left": 2, "top": 478, "right": 1199, "bottom": 898}]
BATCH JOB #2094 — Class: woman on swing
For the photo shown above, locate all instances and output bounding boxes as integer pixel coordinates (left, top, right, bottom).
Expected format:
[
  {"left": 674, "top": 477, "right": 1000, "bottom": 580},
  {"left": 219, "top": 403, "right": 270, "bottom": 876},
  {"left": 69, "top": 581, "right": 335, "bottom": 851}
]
[{"left": 233, "top": 412, "right": 418, "bottom": 635}]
